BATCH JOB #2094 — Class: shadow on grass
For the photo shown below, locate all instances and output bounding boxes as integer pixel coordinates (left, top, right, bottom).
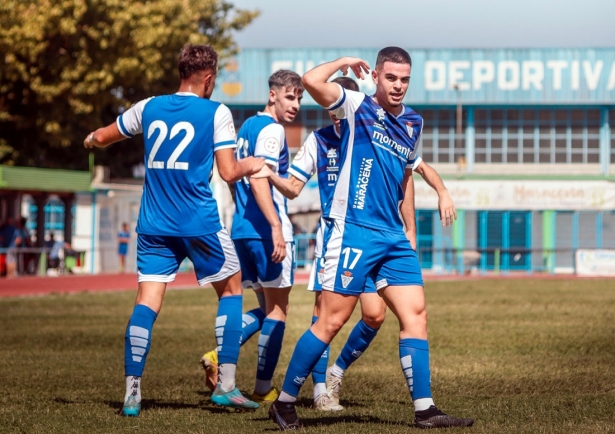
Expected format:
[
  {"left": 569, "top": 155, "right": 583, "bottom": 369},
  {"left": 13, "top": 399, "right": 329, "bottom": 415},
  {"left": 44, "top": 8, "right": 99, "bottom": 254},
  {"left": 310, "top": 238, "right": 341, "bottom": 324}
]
[
  {"left": 104, "top": 399, "right": 231, "bottom": 414},
  {"left": 252, "top": 413, "right": 402, "bottom": 430}
]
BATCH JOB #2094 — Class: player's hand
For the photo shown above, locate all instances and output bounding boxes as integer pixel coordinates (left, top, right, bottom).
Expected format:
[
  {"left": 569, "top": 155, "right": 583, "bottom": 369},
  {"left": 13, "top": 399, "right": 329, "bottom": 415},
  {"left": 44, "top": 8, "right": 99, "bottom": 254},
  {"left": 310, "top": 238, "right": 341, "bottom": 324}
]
[
  {"left": 438, "top": 191, "right": 457, "bottom": 227},
  {"left": 339, "top": 57, "right": 371, "bottom": 80},
  {"left": 271, "top": 225, "right": 286, "bottom": 263},
  {"left": 243, "top": 156, "right": 266, "bottom": 176},
  {"left": 84, "top": 132, "right": 96, "bottom": 148},
  {"left": 250, "top": 164, "right": 275, "bottom": 179}
]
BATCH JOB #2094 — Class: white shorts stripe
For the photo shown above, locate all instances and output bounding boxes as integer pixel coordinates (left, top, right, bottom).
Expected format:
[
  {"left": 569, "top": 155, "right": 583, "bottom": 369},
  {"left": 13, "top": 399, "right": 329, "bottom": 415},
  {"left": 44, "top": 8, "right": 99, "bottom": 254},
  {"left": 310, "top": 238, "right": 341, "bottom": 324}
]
[
  {"left": 198, "top": 230, "right": 240, "bottom": 286},
  {"left": 138, "top": 272, "right": 177, "bottom": 283},
  {"left": 321, "top": 220, "right": 346, "bottom": 291}
]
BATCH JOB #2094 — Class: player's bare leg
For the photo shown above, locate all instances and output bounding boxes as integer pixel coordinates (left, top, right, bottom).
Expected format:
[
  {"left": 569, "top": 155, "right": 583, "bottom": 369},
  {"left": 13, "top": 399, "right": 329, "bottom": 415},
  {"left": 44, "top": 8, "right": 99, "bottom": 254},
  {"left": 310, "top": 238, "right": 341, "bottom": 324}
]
[{"left": 327, "top": 292, "right": 386, "bottom": 405}]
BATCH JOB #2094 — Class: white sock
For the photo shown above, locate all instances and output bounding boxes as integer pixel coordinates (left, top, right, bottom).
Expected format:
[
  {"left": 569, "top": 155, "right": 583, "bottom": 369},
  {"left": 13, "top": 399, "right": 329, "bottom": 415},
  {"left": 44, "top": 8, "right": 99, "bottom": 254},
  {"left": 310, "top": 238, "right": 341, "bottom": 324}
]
[
  {"left": 124, "top": 376, "right": 141, "bottom": 403},
  {"left": 218, "top": 363, "right": 236, "bottom": 392},
  {"left": 313, "top": 382, "right": 327, "bottom": 400},
  {"left": 278, "top": 391, "right": 297, "bottom": 403},
  {"left": 254, "top": 379, "right": 272, "bottom": 396},
  {"left": 329, "top": 363, "right": 345, "bottom": 379},
  {"left": 414, "top": 397, "right": 435, "bottom": 412}
]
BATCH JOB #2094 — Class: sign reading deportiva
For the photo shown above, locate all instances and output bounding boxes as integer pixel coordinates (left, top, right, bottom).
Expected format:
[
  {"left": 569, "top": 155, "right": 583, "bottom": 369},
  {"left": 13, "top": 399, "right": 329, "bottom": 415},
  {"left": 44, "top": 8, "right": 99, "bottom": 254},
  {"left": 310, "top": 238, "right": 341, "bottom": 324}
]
[
  {"left": 424, "top": 60, "right": 615, "bottom": 92},
  {"left": 216, "top": 48, "right": 615, "bottom": 104}
]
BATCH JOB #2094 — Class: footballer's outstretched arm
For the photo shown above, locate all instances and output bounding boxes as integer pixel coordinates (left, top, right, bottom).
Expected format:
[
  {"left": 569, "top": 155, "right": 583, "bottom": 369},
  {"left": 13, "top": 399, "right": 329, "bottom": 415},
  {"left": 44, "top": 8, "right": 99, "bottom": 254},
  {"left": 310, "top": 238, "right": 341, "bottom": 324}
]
[
  {"left": 400, "top": 169, "right": 417, "bottom": 250},
  {"left": 252, "top": 164, "right": 307, "bottom": 199},
  {"left": 215, "top": 149, "right": 265, "bottom": 183},
  {"left": 302, "top": 57, "right": 371, "bottom": 108},
  {"left": 268, "top": 173, "right": 306, "bottom": 200},
  {"left": 414, "top": 161, "right": 457, "bottom": 227},
  {"left": 84, "top": 123, "right": 126, "bottom": 149}
]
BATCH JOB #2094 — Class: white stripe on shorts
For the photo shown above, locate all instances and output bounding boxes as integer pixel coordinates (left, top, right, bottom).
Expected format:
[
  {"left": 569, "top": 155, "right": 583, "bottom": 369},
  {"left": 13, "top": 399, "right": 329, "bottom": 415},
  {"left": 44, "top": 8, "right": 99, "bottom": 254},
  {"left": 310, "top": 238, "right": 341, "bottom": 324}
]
[
  {"left": 321, "top": 220, "right": 346, "bottom": 291},
  {"left": 198, "top": 228, "right": 240, "bottom": 286},
  {"left": 138, "top": 272, "right": 177, "bottom": 283}
]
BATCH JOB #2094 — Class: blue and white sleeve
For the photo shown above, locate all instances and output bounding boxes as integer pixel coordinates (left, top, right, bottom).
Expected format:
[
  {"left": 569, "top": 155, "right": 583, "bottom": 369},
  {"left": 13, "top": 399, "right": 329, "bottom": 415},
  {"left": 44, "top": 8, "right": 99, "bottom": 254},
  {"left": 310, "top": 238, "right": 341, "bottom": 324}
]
[
  {"left": 288, "top": 132, "right": 318, "bottom": 183},
  {"left": 254, "top": 123, "right": 285, "bottom": 169},
  {"left": 116, "top": 98, "right": 153, "bottom": 138},
  {"left": 406, "top": 120, "right": 424, "bottom": 169},
  {"left": 325, "top": 84, "right": 366, "bottom": 120},
  {"left": 410, "top": 155, "right": 423, "bottom": 171},
  {"left": 213, "top": 104, "right": 237, "bottom": 151}
]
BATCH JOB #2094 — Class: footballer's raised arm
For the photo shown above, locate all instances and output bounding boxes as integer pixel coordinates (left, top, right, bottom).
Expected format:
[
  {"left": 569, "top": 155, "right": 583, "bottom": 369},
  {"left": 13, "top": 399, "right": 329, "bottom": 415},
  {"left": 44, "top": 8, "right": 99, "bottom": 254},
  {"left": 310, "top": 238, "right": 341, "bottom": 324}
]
[{"left": 302, "top": 57, "right": 370, "bottom": 108}]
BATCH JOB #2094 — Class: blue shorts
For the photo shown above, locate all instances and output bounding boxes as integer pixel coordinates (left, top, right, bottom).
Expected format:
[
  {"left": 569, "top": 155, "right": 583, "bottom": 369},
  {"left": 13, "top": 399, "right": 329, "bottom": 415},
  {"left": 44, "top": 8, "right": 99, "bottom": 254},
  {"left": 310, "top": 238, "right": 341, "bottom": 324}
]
[
  {"left": 137, "top": 229, "right": 240, "bottom": 286},
  {"left": 233, "top": 239, "right": 295, "bottom": 289},
  {"left": 307, "top": 256, "right": 377, "bottom": 293},
  {"left": 321, "top": 220, "right": 423, "bottom": 295},
  {"left": 118, "top": 243, "right": 128, "bottom": 256}
]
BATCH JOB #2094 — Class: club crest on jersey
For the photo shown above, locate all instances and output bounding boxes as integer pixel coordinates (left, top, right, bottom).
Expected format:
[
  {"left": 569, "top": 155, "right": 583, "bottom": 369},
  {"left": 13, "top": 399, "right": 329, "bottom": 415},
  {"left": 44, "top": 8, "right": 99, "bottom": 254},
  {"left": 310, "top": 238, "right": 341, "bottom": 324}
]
[
  {"left": 264, "top": 137, "right": 279, "bottom": 153},
  {"left": 376, "top": 108, "right": 386, "bottom": 122},
  {"left": 406, "top": 122, "right": 414, "bottom": 138},
  {"left": 294, "top": 146, "right": 306, "bottom": 160},
  {"left": 341, "top": 270, "right": 353, "bottom": 288}
]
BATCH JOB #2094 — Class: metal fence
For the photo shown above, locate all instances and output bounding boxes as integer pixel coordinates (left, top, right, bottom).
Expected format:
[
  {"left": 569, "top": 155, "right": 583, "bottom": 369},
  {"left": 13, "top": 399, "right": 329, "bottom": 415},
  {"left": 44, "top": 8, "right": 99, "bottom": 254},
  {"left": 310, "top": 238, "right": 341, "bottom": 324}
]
[{"left": 292, "top": 233, "right": 603, "bottom": 275}]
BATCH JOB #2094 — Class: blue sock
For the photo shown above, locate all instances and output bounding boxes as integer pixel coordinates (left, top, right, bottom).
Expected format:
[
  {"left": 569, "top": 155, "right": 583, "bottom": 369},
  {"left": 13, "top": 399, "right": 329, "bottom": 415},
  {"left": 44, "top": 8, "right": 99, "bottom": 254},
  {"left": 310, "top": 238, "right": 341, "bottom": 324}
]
[
  {"left": 215, "top": 295, "right": 243, "bottom": 365},
  {"left": 256, "top": 318, "right": 286, "bottom": 381},
  {"left": 310, "top": 316, "right": 329, "bottom": 385},
  {"left": 124, "top": 304, "right": 157, "bottom": 377},
  {"left": 399, "top": 338, "right": 432, "bottom": 400},
  {"left": 335, "top": 319, "right": 379, "bottom": 370},
  {"left": 241, "top": 308, "right": 265, "bottom": 346},
  {"left": 282, "top": 329, "right": 328, "bottom": 398}
]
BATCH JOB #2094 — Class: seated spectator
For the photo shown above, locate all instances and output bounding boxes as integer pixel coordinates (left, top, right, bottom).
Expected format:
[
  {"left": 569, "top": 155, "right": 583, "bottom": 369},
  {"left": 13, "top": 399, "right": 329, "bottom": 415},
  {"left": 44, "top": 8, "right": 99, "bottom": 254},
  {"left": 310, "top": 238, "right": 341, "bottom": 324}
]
[{"left": 46, "top": 233, "right": 73, "bottom": 270}]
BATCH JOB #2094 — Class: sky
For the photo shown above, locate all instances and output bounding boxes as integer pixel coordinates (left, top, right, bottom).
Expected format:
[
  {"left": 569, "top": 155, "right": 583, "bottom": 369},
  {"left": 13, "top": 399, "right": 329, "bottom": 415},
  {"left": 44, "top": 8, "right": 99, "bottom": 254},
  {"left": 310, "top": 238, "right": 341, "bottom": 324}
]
[{"left": 230, "top": 0, "right": 615, "bottom": 49}]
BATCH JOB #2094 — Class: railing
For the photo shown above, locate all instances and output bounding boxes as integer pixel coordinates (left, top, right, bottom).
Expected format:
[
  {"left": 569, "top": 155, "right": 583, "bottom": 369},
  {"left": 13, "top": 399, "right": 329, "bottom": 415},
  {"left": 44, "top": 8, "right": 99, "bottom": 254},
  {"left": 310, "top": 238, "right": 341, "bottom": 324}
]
[
  {"left": 0, "top": 247, "right": 86, "bottom": 277},
  {"left": 292, "top": 233, "right": 585, "bottom": 275}
]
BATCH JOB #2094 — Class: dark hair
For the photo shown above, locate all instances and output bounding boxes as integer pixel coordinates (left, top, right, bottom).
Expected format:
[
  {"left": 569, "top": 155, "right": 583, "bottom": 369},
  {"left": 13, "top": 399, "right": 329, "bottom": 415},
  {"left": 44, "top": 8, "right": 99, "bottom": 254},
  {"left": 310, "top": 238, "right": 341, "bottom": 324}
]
[
  {"left": 331, "top": 76, "right": 360, "bottom": 92},
  {"left": 269, "top": 69, "right": 304, "bottom": 93},
  {"left": 178, "top": 44, "right": 218, "bottom": 80},
  {"left": 376, "top": 46, "right": 412, "bottom": 68}
]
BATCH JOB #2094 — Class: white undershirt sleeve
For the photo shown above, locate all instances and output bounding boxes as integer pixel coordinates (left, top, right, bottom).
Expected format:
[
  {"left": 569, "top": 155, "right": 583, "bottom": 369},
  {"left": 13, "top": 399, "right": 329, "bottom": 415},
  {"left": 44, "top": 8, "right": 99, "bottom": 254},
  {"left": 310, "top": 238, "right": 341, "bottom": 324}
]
[{"left": 213, "top": 104, "right": 237, "bottom": 151}]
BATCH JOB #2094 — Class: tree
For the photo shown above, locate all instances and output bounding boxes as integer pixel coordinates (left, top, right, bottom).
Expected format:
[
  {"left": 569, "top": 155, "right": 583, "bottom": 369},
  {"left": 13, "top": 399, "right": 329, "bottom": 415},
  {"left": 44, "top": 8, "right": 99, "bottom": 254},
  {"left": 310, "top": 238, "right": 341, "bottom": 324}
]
[{"left": 0, "top": 0, "right": 258, "bottom": 176}]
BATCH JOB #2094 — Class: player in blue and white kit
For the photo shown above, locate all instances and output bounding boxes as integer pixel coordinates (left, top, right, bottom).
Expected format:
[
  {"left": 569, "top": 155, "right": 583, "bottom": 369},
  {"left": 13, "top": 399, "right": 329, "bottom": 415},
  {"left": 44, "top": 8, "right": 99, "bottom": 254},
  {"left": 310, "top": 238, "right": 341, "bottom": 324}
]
[
  {"left": 269, "top": 48, "right": 474, "bottom": 430},
  {"left": 261, "top": 77, "right": 457, "bottom": 412},
  {"left": 200, "top": 70, "right": 304, "bottom": 403},
  {"left": 84, "top": 45, "right": 265, "bottom": 416}
]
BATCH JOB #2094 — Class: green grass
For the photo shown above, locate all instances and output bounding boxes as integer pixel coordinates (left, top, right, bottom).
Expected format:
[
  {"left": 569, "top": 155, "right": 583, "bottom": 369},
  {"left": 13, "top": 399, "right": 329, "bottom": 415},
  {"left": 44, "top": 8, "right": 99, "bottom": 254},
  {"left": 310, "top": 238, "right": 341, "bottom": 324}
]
[{"left": 1, "top": 279, "right": 615, "bottom": 433}]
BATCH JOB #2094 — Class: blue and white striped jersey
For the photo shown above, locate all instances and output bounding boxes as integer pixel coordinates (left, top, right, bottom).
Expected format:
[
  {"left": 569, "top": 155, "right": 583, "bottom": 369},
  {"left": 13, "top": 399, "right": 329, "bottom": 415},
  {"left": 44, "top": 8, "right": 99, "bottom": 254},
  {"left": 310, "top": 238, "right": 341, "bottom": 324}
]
[
  {"left": 288, "top": 125, "right": 341, "bottom": 213},
  {"left": 116, "top": 92, "right": 237, "bottom": 236},
  {"left": 231, "top": 113, "right": 294, "bottom": 242},
  {"left": 290, "top": 125, "right": 424, "bottom": 213},
  {"left": 325, "top": 85, "right": 423, "bottom": 232}
]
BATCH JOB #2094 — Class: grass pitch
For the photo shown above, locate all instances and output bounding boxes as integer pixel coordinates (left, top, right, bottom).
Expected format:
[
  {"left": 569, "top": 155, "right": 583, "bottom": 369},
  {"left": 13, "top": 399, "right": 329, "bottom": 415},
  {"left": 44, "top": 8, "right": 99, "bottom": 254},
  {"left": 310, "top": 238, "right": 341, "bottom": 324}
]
[{"left": 1, "top": 279, "right": 614, "bottom": 433}]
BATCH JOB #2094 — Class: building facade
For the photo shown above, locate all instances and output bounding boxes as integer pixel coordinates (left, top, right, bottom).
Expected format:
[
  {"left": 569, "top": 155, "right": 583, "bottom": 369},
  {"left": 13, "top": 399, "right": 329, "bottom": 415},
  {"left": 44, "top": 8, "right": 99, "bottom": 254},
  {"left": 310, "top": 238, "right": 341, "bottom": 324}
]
[{"left": 214, "top": 48, "right": 615, "bottom": 273}]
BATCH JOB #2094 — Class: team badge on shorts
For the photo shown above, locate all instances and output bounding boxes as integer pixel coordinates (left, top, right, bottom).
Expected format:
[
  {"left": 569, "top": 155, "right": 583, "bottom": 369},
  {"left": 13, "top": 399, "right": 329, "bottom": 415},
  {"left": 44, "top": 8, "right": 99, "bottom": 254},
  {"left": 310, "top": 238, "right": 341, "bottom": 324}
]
[
  {"left": 341, "top": 270, "right": 353, "bottom": 288},
  {"left": 317, "top": 268, "right": 325, "bottom": 285}
]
